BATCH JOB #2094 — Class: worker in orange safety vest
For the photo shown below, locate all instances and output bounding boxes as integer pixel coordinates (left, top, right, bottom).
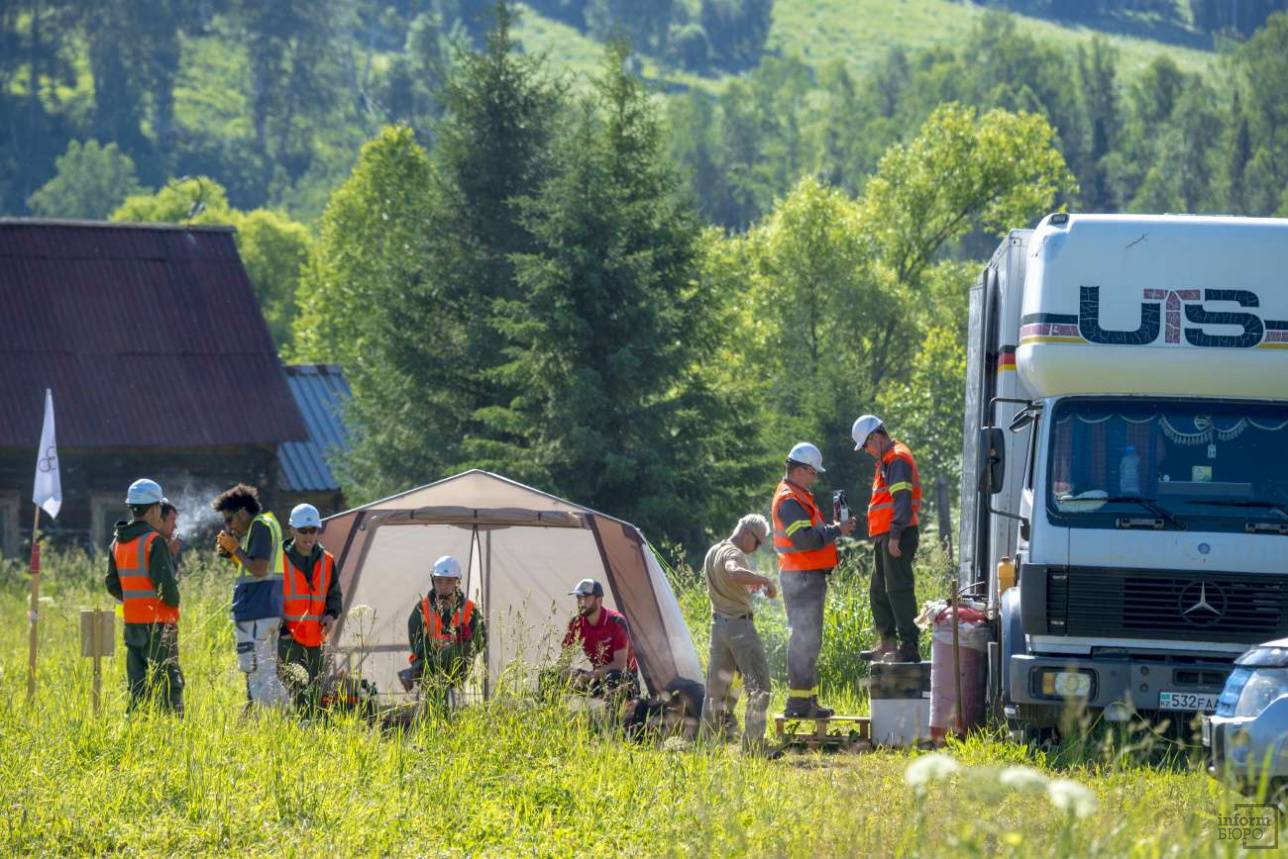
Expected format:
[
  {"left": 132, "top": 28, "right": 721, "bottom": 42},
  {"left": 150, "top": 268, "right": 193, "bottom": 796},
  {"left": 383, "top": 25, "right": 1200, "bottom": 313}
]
[
  {"left": 404, "top": 555, "right": 485, "bottom": 708},
  {"left": 852, "top": 415, "right": 923, "bottom": 664},
  {"left": 772, "top": 442, "right": 857, "bottom": 718},
  {"left": 278, "top": 503, "right": 342, "bottom": 711},
  {"left": 105, "top": 478, "right": 183, "bottom": 714}
]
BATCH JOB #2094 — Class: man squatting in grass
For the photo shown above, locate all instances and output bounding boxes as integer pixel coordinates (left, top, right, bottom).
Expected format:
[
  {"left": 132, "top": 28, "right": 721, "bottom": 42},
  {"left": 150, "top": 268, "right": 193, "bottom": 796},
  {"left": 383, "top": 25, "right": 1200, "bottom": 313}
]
[
  {"left": 105, "top": 478, "right": 183, "bottom": 714},
  {"left": 771, "top": 442, "right": 856, "bottom": 719},
  {"left": 213, "top": 483, "right": 290, "bottom": 710},
  {"left": 700, "top": 514, "right": 777, "bottom": 753},
  {"left": 404, "top": 555, "right": 484, "bottom": 708},
  {"left": 279, "top": 503, "right": 342, "bottom": 711},
  {"left": 562, "top": 578, "right": 640, "bottom": 703}
]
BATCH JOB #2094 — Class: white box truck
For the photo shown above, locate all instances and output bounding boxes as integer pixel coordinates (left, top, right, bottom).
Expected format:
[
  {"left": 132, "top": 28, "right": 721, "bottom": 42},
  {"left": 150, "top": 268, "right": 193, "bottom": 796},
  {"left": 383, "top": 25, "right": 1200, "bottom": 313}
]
[{"left": 960, "top": 213, "right": 1288, "bottom": 738}]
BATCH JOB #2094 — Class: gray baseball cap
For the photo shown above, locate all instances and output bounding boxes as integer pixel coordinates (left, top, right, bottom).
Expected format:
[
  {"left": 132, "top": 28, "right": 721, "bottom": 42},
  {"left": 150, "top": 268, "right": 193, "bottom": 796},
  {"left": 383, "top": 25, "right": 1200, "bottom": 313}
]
[{"left": 569, "top": 578, "right": 604, "bottom": 597}]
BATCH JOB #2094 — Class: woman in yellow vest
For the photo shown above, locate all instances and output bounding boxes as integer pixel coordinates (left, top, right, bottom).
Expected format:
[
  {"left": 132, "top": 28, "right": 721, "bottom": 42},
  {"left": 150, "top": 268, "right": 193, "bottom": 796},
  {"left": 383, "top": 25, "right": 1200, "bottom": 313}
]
[{"left": 771, "top": 442, "right": 857, "bottom": 719}]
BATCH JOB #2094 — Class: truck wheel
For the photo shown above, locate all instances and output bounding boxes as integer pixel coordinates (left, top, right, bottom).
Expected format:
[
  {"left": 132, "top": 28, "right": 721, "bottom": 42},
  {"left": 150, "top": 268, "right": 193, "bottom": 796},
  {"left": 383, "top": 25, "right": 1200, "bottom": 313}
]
[{"left": 1007, "top": 708, "right": 1058, "bottom": 747}]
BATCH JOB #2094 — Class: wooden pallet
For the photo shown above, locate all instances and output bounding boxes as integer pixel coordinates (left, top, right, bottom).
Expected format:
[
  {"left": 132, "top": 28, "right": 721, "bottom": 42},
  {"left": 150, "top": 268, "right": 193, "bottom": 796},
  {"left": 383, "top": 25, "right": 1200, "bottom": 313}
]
[{"left": 774, "top": 714, "right": 872, "bottom": 750}]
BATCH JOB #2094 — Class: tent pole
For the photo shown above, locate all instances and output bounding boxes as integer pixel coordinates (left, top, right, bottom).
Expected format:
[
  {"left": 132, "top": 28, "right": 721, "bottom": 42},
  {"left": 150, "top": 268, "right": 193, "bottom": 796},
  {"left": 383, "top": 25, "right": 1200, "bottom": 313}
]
[{"left": 483, "top": 528, "right": 492, "bottom": 701}]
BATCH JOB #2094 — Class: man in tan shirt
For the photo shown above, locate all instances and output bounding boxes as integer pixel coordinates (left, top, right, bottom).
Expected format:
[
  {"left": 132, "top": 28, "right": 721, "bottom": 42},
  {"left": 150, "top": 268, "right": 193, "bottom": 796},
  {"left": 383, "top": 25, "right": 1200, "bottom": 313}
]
[{"left": 701, "top": 514, "right": 777, "bottom": 753}]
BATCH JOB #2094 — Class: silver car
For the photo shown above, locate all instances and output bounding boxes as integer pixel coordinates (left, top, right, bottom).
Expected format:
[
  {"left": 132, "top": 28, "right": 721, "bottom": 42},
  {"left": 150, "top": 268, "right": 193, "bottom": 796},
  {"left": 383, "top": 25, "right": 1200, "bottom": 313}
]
[{"left": 1205, "top": 638, "right": 1288, "bottom": 795}]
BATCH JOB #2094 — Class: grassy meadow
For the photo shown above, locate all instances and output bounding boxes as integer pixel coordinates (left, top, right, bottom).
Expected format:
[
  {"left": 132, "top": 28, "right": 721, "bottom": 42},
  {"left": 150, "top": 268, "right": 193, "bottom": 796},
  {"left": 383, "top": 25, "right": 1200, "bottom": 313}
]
[
  {"left": 508, "top": 0, "right": 1217, "bottom": 94},
  {"left": 0, "top": 546, "right": 1255, "bottom": 856}
]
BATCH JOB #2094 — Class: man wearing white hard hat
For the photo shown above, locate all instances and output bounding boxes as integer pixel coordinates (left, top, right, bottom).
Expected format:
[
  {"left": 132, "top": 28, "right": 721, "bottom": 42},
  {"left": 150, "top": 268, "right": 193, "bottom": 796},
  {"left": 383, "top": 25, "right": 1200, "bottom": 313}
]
[
  {"left": 852, "top": 415, "right": 923, "bottom": 664},
  {"left": 771, "top": 442, "right": 856, "bottom": 718},
  {"left": 405, "top": 555, "right": 484, "bottom": 704},
  {"left": 105, "top": 478, "right": 183, "bottom": 714},
  {"left": 279, "top": 503, "right": 342, "bottom": 711}
]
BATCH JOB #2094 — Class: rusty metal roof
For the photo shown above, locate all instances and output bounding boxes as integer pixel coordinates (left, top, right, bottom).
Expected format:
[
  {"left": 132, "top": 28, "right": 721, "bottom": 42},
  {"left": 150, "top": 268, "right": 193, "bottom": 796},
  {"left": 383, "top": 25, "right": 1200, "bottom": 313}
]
[
  {"left": 0, "top": 219, "right": 308, "bottom": 448},
  {"left": 278, "top": 364, "right": 352, "bottom": 492}
]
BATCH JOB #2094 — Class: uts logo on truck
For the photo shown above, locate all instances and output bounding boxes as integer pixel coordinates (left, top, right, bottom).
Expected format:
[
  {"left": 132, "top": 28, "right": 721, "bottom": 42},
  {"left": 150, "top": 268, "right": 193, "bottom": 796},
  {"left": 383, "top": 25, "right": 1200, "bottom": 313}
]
[{"left": 1020, "top": 286, "right": 1288, "bottom": 350}]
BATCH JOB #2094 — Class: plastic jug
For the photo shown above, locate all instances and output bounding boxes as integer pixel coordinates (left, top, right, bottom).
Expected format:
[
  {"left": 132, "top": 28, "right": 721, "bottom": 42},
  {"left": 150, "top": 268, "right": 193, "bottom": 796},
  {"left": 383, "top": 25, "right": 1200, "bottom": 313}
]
[{"left": 1119, "top": 444, "right": 1141, "bottom": 495}]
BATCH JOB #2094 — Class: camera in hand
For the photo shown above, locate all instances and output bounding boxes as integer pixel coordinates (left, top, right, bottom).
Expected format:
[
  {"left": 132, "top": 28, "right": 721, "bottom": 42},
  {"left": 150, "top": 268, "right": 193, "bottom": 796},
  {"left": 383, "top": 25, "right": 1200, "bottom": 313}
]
[{"left": 833, "top": 490, "right": 850, "bottom": 524}]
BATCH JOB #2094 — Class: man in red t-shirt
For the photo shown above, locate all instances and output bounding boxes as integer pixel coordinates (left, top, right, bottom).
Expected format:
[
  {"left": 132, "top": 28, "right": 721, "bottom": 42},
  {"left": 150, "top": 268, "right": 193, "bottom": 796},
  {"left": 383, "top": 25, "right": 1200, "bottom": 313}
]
[{"left": 562, "top": 578, "right": 639, "bottom": 698}]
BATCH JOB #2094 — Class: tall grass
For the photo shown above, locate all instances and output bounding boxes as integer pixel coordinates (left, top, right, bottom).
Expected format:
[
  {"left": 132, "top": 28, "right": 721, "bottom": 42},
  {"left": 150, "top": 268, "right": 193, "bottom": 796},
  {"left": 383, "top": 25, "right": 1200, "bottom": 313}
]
[{"left": 0, "top": 548, "right": 1247, "bottom": 855}]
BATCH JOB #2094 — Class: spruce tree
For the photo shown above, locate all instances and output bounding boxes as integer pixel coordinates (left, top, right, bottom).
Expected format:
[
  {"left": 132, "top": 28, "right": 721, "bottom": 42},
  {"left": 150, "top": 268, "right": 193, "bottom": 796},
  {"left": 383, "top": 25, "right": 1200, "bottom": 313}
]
[{"left": 499, "top": 43, "right": 761, "bottom": 541}]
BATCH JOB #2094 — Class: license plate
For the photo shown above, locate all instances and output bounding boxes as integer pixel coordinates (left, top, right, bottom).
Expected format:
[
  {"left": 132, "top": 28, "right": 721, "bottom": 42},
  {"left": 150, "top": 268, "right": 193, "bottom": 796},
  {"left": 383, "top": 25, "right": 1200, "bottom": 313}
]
[{"left": 1159, "top": 690, "right": 1219, "bottom": 712}]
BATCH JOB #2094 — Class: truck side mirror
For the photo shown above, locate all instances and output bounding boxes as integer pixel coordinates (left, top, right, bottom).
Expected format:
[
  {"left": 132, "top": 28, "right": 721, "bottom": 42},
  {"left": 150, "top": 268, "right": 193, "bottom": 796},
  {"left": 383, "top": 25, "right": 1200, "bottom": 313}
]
[{"left": 977, "top": 427, "right": 1005, "bottom": 495}]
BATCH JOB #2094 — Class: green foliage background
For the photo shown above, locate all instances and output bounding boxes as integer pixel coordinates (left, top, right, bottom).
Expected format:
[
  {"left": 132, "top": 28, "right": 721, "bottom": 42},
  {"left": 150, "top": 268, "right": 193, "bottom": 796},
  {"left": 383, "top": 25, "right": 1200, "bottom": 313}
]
[{"left": 7, "top": 0, "right": 1288, "bottom": 548}]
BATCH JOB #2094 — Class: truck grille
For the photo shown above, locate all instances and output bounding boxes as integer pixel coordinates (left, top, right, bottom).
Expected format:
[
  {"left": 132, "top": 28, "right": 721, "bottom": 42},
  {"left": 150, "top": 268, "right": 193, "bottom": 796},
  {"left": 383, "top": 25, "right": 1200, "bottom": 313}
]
[{"left": 1047, "top": 568, "right": 1288, "bottom": 644}]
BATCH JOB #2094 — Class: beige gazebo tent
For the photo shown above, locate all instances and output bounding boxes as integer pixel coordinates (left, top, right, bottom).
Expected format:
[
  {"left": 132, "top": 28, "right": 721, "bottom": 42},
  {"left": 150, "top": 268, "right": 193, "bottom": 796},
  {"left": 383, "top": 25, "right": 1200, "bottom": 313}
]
[{"left": 321, "top": 470, "right": 703, "bottom": 702}]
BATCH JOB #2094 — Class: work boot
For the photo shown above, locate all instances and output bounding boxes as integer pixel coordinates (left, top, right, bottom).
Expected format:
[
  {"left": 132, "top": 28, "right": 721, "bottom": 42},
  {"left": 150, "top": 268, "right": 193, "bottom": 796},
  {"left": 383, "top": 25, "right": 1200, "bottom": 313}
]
[
  {"left": 784, "top": 695, "right": 834, "bottom": 719},
  {"left": 807, "top": 697, "right": 834, "bottom": 719},
  {"left": 859, "top": 635, "right": 898, "bottom": 662},
  {"left": 882, "top": 640, "right": 921, "bottom": 664}
]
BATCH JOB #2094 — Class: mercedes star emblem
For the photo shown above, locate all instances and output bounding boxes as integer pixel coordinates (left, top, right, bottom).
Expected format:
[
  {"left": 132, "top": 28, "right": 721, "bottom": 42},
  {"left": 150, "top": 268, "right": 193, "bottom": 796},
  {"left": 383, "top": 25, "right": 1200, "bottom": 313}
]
[{"left": 1179, "top": 581, "right": 1227, "bottom": 626}]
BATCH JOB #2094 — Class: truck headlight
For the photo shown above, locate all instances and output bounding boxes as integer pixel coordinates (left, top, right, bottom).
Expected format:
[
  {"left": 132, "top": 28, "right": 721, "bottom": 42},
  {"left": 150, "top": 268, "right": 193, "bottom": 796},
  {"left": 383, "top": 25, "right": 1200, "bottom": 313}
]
[
  {"left": 1216, "top": 667, "right": 1288, "bottom": 719},
  {"left": 1039, "top": 669, "right": 1094, "bottom": 698}
]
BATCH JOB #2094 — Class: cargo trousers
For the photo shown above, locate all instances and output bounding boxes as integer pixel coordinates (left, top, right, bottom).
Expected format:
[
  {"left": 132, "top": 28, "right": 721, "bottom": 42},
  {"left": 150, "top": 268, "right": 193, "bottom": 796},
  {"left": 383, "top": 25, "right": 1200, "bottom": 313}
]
[
  {"left": 872, "top": 526, "right": 920, "bottom": 644},
  {"left": 235, "top": 618, "right": 288, "bottom": 709},
  {"left": 780, "top": 569, "right": 829, "bottom": 695},
  {"left": 125, "top": 623, "right": 184, "bottom": 715},
  {"left": 702, "top": 614, "right": 771, "bottom": 750}
]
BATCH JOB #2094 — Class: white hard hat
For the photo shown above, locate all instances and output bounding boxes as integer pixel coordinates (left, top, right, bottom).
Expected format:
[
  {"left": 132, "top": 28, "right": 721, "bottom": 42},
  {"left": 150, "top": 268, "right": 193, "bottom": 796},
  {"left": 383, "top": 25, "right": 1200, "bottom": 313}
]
[
  {"left": 786, "top": 442, "right": 826, "bottom": 473},
  {"left": 432, "top": 555, "right": 462, "bottom": 579},
  {"left": 289, "top": 503, "right": 322, "bottom": 529},
  {"left": 852, "top": 415, "right": 884, "bottom": 450},
  {"left": 125, "top": 478, "right": 164, "bottom": 505}
]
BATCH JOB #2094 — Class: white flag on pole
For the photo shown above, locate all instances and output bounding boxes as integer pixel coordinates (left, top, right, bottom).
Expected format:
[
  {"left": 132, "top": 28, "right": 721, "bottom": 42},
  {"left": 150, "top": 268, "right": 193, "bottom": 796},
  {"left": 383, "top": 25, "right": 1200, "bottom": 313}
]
[{"left": 32, "top": 388, "right": 62, "bottom": 519}]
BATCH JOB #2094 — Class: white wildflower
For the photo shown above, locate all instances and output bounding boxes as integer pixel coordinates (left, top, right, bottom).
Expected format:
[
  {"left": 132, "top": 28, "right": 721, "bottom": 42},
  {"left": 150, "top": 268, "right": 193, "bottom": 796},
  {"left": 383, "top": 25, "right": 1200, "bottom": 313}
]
[
  {"left": 280, "top": 662, "right": 309, "bottom": 688},
  {"left": 998, "top": 765, "right": 1049, "bottom": 793},
  {"left": 348, "top": 604, "right": 374, "bottom": 621},
  {"left": 904, "top": 753, "right": 961, "bottom": 790},
  {"left": 662, "top": 736, "right": 692, "bottom": 753},
  {"left": 1046, "top": 778, "right": 1099, "bottom": 818}
]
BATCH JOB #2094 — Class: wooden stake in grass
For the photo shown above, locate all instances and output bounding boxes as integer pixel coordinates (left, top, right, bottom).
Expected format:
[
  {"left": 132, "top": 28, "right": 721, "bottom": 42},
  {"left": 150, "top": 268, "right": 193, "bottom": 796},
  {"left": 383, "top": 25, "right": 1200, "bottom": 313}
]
[{"left": 81, "top": 608, "right": 114, "bottom": 715}]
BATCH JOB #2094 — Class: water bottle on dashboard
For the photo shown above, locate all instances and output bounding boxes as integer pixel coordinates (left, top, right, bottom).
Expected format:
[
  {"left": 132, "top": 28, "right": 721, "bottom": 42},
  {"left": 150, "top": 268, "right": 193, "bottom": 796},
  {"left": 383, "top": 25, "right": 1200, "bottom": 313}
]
[{"left": 1119, "top": 444, "right": 1141, "bottom": 496}]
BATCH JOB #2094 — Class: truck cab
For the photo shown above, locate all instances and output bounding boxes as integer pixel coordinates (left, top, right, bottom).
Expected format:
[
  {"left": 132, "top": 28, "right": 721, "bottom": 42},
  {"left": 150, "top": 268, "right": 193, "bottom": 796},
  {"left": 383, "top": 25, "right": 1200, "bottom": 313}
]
[{"left": 961, "top": 213, "right": 1288, "bottom": 735}]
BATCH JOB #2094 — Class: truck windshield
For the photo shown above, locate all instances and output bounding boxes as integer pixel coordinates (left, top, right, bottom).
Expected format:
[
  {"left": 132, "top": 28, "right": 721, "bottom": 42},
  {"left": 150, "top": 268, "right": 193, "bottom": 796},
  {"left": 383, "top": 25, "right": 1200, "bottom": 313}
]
[{"left": 1046, "top": 399, "right": 1288, "bottom": 531}]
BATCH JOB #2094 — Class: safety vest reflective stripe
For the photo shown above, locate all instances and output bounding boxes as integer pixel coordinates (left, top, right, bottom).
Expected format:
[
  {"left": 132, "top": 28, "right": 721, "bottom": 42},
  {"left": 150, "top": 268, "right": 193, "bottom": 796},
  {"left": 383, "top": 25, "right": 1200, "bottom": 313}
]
[
  {"left": 114, "top": 531, "right": 179, "bottom": 625},
  {"left": 419, "top": 597, "right": 476, "bottom": 643},
  {"left": 868, "top": 441, "right": 922, "bottom": 537},
  {"left": 282, "top": 550, "right": 333, "bottom": 648},
  {"left": 235, "top": 512, "right": 285, "bottom": 586},
  {"left": 771, "top": 480, "right": 839, "bottom": 571},
  {"left": 783, "top": 519, "right": 812, "bottom": 537}
]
